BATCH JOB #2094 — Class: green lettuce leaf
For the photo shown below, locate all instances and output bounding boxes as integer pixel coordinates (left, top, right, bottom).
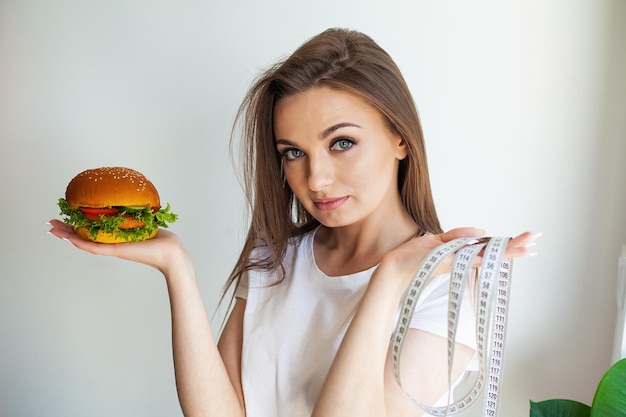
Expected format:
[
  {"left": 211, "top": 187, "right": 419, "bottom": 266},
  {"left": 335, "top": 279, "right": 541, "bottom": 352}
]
[{"left": 58, "top": 198, "right": 178, "bottom": 242}]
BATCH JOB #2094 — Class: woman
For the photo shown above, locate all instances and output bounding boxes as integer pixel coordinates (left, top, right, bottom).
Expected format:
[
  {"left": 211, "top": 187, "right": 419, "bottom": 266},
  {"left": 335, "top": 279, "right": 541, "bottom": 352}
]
[{"left": 49, "top": 28, "right": 535, "bottom": 417}]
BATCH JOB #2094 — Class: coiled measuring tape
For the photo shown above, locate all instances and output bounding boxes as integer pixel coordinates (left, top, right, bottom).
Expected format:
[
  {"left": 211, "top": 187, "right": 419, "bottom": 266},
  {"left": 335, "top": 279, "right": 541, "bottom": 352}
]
[{"left": 391, "top": 236, "right": 512, "bottom": 416}]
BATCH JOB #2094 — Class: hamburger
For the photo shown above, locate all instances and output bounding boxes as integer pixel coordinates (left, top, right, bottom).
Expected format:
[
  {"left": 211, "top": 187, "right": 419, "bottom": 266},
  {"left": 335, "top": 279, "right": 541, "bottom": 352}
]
[{"left": 58, "top": 166, "right": 178, "bottom": 243}]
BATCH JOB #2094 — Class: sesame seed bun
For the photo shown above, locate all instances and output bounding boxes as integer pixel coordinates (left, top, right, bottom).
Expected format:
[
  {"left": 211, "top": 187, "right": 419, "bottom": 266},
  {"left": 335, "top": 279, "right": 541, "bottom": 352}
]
[{"left": 65, "top": 167, "right": 160, "bottom": 209}]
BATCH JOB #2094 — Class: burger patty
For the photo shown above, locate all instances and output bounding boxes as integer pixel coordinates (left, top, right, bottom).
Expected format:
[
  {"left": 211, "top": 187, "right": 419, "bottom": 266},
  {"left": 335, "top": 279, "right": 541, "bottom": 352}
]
[{"left": 117, "top": 215, "right": 147, "bottom": 230}]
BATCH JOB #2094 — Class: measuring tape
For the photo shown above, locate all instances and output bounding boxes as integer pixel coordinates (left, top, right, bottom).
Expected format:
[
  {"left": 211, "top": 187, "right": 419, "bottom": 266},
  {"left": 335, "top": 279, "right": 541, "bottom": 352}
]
[{"left": 391, "top": 236, "right": 513, "bottom": 416}]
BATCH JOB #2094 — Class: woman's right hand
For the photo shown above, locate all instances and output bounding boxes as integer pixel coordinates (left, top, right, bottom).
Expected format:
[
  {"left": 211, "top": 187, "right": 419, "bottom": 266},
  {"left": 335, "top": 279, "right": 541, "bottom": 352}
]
[{"left": 47, "top": 219, "right": 192, "bottom": 276}]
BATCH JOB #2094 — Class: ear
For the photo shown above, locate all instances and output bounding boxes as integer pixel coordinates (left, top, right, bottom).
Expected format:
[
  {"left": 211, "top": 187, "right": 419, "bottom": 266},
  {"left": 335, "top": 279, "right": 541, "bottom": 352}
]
[{"left": 394, "top": 135, "right": 409, "bottom": 160}]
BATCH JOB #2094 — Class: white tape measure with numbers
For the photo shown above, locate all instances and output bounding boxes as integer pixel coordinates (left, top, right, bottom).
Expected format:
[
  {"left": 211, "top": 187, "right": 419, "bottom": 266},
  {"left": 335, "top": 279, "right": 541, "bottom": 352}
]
[{"left": 391, "top": 236, "right": 513, "bottom": 417}]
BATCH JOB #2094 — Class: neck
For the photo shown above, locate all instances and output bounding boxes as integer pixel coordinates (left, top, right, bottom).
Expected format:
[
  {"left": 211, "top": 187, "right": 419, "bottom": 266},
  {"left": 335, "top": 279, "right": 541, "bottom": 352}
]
[{"left": 314, "top": 203, "right": 419, "bottom": 277}]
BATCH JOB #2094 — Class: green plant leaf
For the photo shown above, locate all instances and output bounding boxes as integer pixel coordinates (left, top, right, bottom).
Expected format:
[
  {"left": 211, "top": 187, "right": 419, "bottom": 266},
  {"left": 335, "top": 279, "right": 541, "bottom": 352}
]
[
  {"left": 590, "top": 358, "right": 626, "bottom": 417},
  {"left": 530, "top": 399, "right": 590, "bottom": 417}
]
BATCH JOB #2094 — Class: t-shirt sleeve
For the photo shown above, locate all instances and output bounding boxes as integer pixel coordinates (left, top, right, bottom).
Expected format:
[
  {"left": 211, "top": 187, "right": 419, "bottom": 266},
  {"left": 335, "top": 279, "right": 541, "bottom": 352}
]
[
  {"left": 408, "top": 272, "right": 477, "bottom": 350},
  {"left": 234, "top": 271, "right": 249, "bottom": 300},
  {"left": 234, "top": 245, "right": 270, "bottom": 301}
]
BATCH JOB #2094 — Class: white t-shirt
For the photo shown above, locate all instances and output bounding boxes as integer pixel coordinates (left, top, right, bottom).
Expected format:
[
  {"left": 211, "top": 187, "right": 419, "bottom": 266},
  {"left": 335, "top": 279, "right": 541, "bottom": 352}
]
[{"left": 235, "top": 229, "right": 477, "bottom": 417}]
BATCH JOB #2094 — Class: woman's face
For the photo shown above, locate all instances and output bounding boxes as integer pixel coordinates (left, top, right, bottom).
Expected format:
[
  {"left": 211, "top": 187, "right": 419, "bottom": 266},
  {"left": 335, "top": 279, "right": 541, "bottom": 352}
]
[{"left": 273, "top": 86, "right": 408, "bottom": 229}]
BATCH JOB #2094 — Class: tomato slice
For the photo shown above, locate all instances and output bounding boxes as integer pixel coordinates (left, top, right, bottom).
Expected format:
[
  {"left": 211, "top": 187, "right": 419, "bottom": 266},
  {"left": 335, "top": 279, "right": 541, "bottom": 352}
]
[
  {"left": 80, "top": 207, "right": 119, "bottom": 216},
  {"left": 80, "top": 207, "right": 120, "bottom": 221}
]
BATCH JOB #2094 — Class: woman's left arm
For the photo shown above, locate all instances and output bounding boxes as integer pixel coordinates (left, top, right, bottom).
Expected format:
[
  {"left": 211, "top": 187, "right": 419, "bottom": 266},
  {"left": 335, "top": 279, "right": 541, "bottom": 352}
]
[{"left": 312, "top": 229, "right": 536, "bottom": 417}]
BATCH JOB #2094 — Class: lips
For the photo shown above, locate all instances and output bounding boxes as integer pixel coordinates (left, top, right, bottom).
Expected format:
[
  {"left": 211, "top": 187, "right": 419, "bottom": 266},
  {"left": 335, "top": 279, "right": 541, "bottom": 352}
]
[{"left": 313, "top": 196, "right": 349, "bottom": 211}]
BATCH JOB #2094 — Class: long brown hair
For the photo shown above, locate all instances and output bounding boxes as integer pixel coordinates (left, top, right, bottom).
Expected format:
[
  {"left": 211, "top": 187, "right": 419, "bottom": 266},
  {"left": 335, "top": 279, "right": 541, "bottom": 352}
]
[{"left": 223, "top": 28, "right": 442, "bottom": 302}]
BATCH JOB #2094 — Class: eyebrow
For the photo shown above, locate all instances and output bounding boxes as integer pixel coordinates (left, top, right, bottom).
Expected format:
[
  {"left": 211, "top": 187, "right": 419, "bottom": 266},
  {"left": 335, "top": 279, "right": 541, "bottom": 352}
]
[
  {"left": 321, "top": 122, "right": 361, "bottom": 138},
  {"left": 275, "top": 122, "right": 361, "bottom": 146}
]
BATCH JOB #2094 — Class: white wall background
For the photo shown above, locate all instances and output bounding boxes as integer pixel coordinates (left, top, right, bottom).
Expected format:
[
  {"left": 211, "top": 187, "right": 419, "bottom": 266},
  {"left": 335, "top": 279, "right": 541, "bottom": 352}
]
[{"left": 1, "top": 1, "right": 625, "bottom": 416}]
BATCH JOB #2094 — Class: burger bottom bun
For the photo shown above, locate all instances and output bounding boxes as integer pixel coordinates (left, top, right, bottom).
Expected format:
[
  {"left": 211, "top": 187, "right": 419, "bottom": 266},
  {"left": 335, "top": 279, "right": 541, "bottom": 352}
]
[{"left": 74, "top": 227, "right": 158, "bottom": 243}]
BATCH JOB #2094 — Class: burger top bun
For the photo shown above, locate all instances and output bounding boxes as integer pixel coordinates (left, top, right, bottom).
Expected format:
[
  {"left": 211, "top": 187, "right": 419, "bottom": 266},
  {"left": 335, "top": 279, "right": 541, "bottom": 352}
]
[{"left": 65, "top": 167, "right": 160, "bottom": 209}]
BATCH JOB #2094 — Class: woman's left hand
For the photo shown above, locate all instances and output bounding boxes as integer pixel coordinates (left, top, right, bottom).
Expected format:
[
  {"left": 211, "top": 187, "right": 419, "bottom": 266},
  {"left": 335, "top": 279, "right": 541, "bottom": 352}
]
[{"left": 377, "top": 228, "right": 538, "bottom": 291}]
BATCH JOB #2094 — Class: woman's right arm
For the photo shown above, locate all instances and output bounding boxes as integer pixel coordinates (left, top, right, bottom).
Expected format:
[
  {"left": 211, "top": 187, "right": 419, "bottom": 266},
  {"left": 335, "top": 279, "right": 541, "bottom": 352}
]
[
  {"left": 165, "top": 252, "right": 246, "bottom": 417},
  {"left": 47, "top": 219, "right": 245, "bottom": 417}
]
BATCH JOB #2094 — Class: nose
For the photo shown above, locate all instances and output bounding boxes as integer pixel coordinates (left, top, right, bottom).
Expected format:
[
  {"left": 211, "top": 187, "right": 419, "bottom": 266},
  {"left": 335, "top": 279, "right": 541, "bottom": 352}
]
[{"left": 307, "top": 153, "right": 334, "bottom": 192}]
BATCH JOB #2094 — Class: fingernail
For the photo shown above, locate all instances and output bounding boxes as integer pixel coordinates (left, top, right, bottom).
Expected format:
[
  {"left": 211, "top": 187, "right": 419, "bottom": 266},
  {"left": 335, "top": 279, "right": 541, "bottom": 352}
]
[
  {"left": 47, "top": 230, "right": 72, "bottom": 245},
  {"left": 44, "top": 221, "right": 52, "bottom": 226},
  {"left": 529, "top": 232, "right": 543, "bottom": 242},
  {"left": 477, "top": 228, "right": 487, "bottom": 236}
]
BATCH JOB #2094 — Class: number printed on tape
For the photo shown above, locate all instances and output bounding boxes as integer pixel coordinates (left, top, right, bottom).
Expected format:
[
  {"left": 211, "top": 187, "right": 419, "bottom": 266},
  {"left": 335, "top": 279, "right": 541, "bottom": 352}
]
[{"left": 390, "top": 237, "right": 513, "bottom": 417}]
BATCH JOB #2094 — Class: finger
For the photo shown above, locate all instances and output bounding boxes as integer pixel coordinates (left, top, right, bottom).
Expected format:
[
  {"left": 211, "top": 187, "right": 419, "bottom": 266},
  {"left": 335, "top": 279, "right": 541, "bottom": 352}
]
[
  {"left": 509, "top": 231, "right": 533, "bottom": 246},
  {"left": 440, "top": 227, "right": 487, "bottom": 242},
  {"left": 507, "top": 231, "right": 541, "bottom": 258},
  {"left": 460, "top": 231, "right": 539, "bottom": 265},
  {"left": 47, "top": 219, "right": 118, "bottom": 255},
  {"left": 47, "top": 218, "right": 72, "bottom": 231},
  {"left": 47, "top": 219, "right": 75, "bottom": 240}
]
